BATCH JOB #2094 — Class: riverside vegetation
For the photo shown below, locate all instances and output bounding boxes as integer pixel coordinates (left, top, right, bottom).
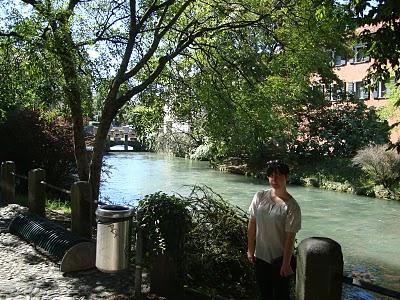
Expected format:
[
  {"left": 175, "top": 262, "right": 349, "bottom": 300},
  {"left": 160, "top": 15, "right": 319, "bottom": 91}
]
[
  {"left": 214, "top": 146, "right": 400, "bottom": 201},
  {"left": 151, "top": 126, "right": 400, "bottom": 201}
]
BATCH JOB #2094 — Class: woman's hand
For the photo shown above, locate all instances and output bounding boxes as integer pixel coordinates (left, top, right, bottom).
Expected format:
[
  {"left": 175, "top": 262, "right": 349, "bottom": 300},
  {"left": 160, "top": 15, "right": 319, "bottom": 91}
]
[
  {"left": 280, "top": 263, "right": 294, "bottom": 277},
  {"left": 247, "top": 250, "right": 255, "bottom": 264}
]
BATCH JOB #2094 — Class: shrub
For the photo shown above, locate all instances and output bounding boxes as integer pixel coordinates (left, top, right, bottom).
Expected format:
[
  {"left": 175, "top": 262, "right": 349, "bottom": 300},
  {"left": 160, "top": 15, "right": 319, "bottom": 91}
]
[
  {"left": 138, "top": 192, "right": 192, "bottom": 273},
  {"left": 352, "top": 144, "right": 400, "bottom": 189},
  {"left": 138, "top": 186, "right": 256, "bottom": 299},
  {"left": 293, "top": 100, "right": 389, "bottom": 158},
  {"left": 0, "top": 109, "right": 76, "bottom": 190},
  {"left": 184, "top": 186, "right": 255, "bottom": 298}
]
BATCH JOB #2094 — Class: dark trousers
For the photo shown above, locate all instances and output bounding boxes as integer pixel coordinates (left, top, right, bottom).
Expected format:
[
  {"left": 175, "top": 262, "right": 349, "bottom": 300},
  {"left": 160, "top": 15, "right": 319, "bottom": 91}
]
[{"left": 255, "top": 258, "right": 291, "bottom": 300}]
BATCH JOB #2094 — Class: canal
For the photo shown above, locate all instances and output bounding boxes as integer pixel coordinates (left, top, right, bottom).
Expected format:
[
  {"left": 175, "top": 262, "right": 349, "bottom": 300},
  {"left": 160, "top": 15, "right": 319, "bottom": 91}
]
[{"left": 100, "top": 152, "right": 400, "bottom": 299}]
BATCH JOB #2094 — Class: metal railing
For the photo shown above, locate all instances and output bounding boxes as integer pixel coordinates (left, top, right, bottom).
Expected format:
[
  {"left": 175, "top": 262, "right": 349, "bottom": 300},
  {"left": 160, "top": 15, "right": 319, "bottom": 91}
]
[
  {"left": 13, "top": 172, "right": 28, "bottom": 180},
  {"left": 343, "top": 275, "right": 400, "bottom": 299},
  {"left": 12, "top": 172, "right": 71, "bottom": 195},
  {"left": 40, "top": 180, "right": 71, "bottom": 195}
]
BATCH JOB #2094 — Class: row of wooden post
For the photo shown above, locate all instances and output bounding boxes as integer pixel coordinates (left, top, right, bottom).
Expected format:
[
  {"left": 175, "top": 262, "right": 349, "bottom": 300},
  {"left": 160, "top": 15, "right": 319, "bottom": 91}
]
[{"left": 0, "top": 161, "right": 92, "bottom": 239}]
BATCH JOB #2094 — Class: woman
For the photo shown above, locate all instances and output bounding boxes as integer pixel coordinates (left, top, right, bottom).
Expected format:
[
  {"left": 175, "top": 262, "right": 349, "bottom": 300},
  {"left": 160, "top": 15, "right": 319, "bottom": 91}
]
[{"left": 247, "top": 160, "right": 301, "bottom": 300}]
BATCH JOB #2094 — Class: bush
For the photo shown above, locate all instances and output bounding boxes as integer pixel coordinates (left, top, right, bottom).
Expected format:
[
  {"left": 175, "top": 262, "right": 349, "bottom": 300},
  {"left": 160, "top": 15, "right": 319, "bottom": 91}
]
[
  {"left": 0, "top": 109, "right": 76, "bottom": 190},
  {"left": 138, "top": 186, "right": 256, "bottom": 299},
  {"left": 138, "top": 192, "right": 192, "bottom": 273},
  {"left": 293, "top": 100, "right": 389, "bottom": 158},
  {"left": 290, "top": 157, "right": 363, "bottom": 185},
  {"left": 352, "top": 144, "right": 400, "bottom": 190},
  {"left": 184, "top": 186, "right": 255, "bottom": 298}
]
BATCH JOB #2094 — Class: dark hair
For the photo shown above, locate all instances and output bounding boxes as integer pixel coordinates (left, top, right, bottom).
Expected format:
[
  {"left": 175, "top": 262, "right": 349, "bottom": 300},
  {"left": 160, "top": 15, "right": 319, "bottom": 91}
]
[{"left": 266, "top": 160, "right": 289, "bottom": 176}]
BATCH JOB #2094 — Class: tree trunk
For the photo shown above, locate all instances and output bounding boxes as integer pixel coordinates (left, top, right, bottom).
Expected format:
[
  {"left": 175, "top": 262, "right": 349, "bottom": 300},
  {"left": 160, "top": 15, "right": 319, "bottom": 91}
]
[
  {"left": 89, "top": 119, "right": 110, "bottom": 202},
  {"left": 52, "top": 24, "right": 89, "bottom": 181},
  {"left": 89, "top": 90, "right": 121, "bottom": 202}
]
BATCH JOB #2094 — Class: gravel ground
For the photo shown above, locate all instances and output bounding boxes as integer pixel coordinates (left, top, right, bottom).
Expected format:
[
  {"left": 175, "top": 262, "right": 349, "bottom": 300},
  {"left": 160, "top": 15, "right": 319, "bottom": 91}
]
[{"left": 0, "top": 203, "right": 135, "bottom": 300}]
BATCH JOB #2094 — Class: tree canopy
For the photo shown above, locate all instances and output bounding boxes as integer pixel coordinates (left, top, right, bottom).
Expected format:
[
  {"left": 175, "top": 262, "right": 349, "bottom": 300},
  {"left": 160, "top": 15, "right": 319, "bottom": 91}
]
[
  {"left": 134, "top": 0, "right": 352, "bottom": 163},
  {"left": 2, "top": 0, "right": 376, "bottom": 228},
  {"left": 2, "top": 0, "right": 318, "bottom": 200},
  {"left": 348, "top": 0, "right": 400, "bottom": 148},
  {"left": 350, "top": 0, "right": 400, "bottom": 83}
]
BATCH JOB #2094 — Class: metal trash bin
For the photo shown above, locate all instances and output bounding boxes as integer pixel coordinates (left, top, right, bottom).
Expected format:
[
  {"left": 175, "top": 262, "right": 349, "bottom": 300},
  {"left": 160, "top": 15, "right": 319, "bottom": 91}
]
[{"left": 95, "top": 204, "right": 134, "bottom": 273}]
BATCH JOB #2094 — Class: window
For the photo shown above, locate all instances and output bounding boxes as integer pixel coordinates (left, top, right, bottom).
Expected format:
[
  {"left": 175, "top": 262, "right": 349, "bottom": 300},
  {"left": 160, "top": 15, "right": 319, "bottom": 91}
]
[
  {"left": 372, "top": 81, "right": 386, "bottom": 99},
  {"left": 348, "top": 81, "right": 369, "bottom": 100},
  {"left": 331, "top": 50, "right": 347, "bottom": 67},
  {"left": 352, "top": 45, "right": 370, "bottom": 64},
  {"left": 326, "top": 82, "right": 346, "bottom": 101},
  {"left": 332, "top": 82, "right": 346, "bottom": 101},
  {"left": 334, "top": 55, "right": 347, "bottom": 66}
]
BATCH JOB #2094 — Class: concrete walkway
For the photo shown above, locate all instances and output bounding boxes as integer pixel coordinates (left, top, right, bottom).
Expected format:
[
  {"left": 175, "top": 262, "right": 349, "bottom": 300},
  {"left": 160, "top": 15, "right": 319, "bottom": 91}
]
[{"left": 0, "top": 204, "right": 136, "bottom": 299}]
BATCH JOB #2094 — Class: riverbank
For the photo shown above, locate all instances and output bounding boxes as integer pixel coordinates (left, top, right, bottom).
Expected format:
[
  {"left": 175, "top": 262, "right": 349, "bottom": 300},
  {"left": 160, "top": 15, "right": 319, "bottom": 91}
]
[{"left": 213, "top": 158, "right": 400, "bottom": 201}]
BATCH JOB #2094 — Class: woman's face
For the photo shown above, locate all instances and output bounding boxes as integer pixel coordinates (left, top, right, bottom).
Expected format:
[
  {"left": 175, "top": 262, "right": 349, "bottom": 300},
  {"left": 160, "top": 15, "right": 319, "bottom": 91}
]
[{"left": 268, "top": 171, "right": 288, "bottom": 189}]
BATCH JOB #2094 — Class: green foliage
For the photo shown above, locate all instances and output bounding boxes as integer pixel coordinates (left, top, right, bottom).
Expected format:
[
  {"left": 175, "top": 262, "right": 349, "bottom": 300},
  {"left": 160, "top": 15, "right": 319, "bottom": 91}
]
[
  {"left": 350, "top": 0, "right": 400, "bottom": 84},
  {"left": 349, "top": 0, "right": 400, "bottom": 150},
  {"left": 137, "top": 0, "right": 350, "bottom": 163},
  {"left": 46, "top": 198, "right": 72, "bottom": 214},
  {"left": 291, "top": 157, "right": 363, "bottom": 185},
  {"left": 378, "top": 83, "right": 400, "bottom": 141},
  {"left": 378, "top": 82, "right": 399, "bottom": 119},
  {"left": 138, "top": 192, "right": 192, "bottom": 267},
  {"left": 0, "top": 109, "right": 76, "bottom": 188},
  {"left": 352, "top": 144, "right": 400, "bottom": 190},
  {"left": 138, "top": 187, "right": 255, "bottom": 298},
  {"left": 184, "top": 186, "right": 254, "bottom": 298},
  {"left": 293, "top": 99, "right": 389, "bottom": 158},
  {"left": 0, "top": 29, "right": 73, "bottom": 116},
  {"left": 124, "top": 104, "right": 164, "bottom": 140},
  {"left": 150, "top": 131, "right": 199, "bottom": 157},
  {"left": 15, "top": 193, "right": 72, "bottom": 213},
  {"left": 190, "top": 142, "right": 215, "bottom": 161},
  {"left": 2, "top": 0, "right": 353, "bottom": 200}
]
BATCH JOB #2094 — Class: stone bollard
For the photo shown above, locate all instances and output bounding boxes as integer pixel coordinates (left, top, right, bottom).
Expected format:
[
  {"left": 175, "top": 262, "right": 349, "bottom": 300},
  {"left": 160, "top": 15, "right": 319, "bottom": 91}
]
[
  {"left": 28, "top": 168, "right": 46, "bottom": 216},
  {"left": 296, "top": 237, "right": 343, "bottom": 300},
  {"left": 70, "top": 181, "right": 93, "bottom": 239},
  {"left": 1, "top": 161, "right": 16, "bottom": 204}
]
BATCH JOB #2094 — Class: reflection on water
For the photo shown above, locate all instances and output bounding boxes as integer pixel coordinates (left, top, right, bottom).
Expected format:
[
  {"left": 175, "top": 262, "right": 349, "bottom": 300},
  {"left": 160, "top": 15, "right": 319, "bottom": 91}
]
[{"left": 100, "top": 152, "right": 400, "bottom": 299}]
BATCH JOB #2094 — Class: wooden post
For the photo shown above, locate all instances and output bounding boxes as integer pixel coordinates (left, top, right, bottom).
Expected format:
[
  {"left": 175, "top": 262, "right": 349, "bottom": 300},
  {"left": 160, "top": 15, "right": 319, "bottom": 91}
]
[
  {"left": 150, "top": 254, "right": 179, "bottom": 297},
  {"left": 124, "top": 134, "right": 129, "bottom": 151},
  {"left": 1, "top": 161, "right": 16, "bottom": 204},
  {"left": 28, "top": 168, "right": 46, "bottom": 216},
  {"left": 106, "top": 135, "right": 111, "bottom": 152},
  {"left": 296, "top": 237, "right": 343, "bottom": 300},
  {"left": 70, "top": 181, "right": 92, "bottom": 239},
  {"left": 134, "top": 210, "right": 144, "bottom": 300}
]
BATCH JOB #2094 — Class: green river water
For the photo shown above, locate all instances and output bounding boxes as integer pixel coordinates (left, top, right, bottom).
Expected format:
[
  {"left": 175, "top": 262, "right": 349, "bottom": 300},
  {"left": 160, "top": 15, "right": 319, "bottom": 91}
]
[{"left": 100, "top": 152, "right": 400, "bottom": 299}]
